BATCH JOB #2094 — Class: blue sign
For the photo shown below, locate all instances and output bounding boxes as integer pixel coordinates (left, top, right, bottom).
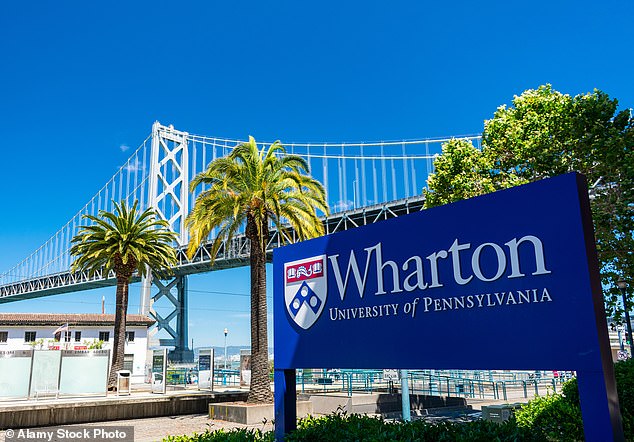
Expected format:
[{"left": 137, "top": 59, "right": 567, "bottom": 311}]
[{"left": 273, "top": 173, "right": 622, "bottom": 441}]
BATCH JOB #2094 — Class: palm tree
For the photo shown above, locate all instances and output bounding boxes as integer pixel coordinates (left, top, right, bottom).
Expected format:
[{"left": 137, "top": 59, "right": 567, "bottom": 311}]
[
  {"left": 70, "top": 200, "right": 177, "bottom": 388},
  {"left": 186, "top": 136, "right": 329, "bottom": 403}
]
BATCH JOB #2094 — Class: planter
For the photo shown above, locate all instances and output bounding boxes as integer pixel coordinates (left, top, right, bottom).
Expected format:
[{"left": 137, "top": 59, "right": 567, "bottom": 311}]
[{"left": 209, "top": 401, "right": 313, "bottom": 425}]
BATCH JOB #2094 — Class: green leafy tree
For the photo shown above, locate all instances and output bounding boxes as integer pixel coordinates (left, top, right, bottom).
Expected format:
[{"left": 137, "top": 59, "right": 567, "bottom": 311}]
[
  {"left": 425, "top": 85, "right": 634, "bottom": 311},
  {"left": 186, "top": 136, "right": 329, "bottom": 403},
  {"left": 423, "top": 138, "right": 522, "bottom": 207},
  {"left": 28, "top": 338, "right": 49, "bottom": 350},
  {"left": 70, "top": 201, "right": 177, "bottom": 387},
  {"left": 84, "top": 339, "right": 105, "bottom": 350}
]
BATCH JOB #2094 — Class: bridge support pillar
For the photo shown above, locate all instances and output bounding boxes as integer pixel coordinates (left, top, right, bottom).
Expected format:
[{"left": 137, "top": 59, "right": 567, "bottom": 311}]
[
  {"left": 145, "top": 122, "right": 193, "bottom": 362},
  {"left": 146, "top": 273, "right": 193, "bottom": 363}
]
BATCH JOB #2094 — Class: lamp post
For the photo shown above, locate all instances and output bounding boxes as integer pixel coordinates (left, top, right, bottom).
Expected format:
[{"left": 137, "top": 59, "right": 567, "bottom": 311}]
[
  {"left": 224, "top": 328, "right": 228, "bottom": 369},
  {"left": 618, "top": 279, "right": 634, "bottom": 357}
]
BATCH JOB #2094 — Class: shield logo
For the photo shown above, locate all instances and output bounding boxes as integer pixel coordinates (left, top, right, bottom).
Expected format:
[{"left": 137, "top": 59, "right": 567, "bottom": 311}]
[{"left": 284, "top": 255, "right": 327, "bottom": 330}]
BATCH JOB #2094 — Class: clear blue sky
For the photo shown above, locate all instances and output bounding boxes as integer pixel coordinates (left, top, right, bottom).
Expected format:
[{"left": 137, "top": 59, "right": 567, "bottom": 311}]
[{"left": 1, "top": 1, "right": 632, "bottom": 347}]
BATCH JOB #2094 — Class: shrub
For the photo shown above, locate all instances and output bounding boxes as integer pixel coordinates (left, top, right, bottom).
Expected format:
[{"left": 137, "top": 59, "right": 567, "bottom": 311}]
[
  {"left": 164, "top": 414, "right": 539, "bottom": 442},
  {"left": 516, "top": 359, "right": 634, "bottom": 440},
  {"left": 561, "top": 377, "right": 579, "bottom": 406},
  {"left": 515, "top": 392, "right": 583, "bottom": 441},
  {"left": 285, "top": 413, "right": 538, "bottom": 442},
  {"left": 164, "top": 428, "right": 273, "bottom": 442},
  {"left": 615, "top": 358, "right": 634, "bottom": 435}
]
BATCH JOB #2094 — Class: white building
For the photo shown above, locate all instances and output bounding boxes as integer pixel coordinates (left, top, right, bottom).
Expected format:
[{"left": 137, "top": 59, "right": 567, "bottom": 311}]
[{"left": 0, "top": 313, "right": 154, "bottom": 384}]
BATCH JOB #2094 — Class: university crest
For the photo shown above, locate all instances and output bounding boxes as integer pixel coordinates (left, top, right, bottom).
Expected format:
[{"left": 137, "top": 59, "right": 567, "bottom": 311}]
[{"left": 284, "top": 255, "right": 327, "bottom": 330}]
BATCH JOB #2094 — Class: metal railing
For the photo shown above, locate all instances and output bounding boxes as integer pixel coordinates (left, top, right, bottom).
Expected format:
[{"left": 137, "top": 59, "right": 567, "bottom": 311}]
[
  {"left": 161, "top": 365, "right": 573, "bottom": 401},
  {"left": 294, "top": 368, "right": 573, "bottom": 399}
]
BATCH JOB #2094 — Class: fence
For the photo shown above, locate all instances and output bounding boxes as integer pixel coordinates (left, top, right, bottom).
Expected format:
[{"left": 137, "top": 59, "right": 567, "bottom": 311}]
[
  {"left": 163, "top": 365, "right": 572, "bottom": 401},
  {"left": 293, "top": 368, "right": 572, "bottom": 399}
]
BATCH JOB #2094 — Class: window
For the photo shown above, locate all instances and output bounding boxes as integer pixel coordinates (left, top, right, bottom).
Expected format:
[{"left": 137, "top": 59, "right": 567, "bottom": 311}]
[
  {"left": 0, "top": 331, "right": 7, "bottom": 343},
  {"left": 125, "top": 331, "right": 135, "bottom": 343},
  {"left": 123, "top": 354, "right": 134, "bottom": 372},
  {"left": 24, "top": 331, "right": 36, "bottom": 342},
  {"left": 99, "top": 331, "right": 110, "bottom": 342},
  {"left": 64, "top": 331, "right": 71, "bottom": 342},
  {"left": 74, "top": 331, "right": 81, "bottom": 342}
]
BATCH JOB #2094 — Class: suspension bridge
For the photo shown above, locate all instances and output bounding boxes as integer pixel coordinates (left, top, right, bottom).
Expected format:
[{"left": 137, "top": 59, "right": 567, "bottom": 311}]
[{"left": 0, "top": 122, "right": 481, "bottom": 360}]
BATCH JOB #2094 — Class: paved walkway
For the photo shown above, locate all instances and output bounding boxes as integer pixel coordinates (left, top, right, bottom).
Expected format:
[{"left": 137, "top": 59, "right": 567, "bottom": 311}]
[
  {"left": 0, "top": 385, "right": 263, "bottom": 442},
  {"left": 1, "top": 414, "right": 273, "bottom": 442},
  {"left": 0, "top": 414, "right": 273, "bottom": 442}
]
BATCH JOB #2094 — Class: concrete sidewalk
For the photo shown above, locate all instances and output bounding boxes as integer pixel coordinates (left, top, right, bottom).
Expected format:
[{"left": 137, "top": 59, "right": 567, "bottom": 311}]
[
  {"left": 0, "top": 414, "right": 274, "bottom": 442},
  {"left": 0, "top": 385, "right": 256, "bottom": 441}
]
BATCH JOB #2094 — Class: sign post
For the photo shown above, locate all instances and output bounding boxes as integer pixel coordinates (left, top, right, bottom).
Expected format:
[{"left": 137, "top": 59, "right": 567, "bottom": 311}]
[
  {"left": 151, "top": 349, "right": 167, "bottom": 394},
  {"left": 198, "top": 348, "right": 214, "bottom": 390},
  {"left": 274, "top": 368, "right": 297, "bottom": 438},
  {"left": 273, "top": 173, "right": 623, "bottom": 441}
]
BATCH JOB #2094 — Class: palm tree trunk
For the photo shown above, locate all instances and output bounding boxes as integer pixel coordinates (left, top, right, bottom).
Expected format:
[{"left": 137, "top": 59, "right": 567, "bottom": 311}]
[
  {"left": 247, "top": 225, "right": 273, "bottom": 403},
  {"left": 108, "top": 275, "right": 129, "bottom": 389}
]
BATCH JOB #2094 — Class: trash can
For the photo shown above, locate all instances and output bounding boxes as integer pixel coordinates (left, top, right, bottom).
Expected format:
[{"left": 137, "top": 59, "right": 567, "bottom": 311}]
[{"left": 117, "top": 370, "right": 131, "bottom": 396}]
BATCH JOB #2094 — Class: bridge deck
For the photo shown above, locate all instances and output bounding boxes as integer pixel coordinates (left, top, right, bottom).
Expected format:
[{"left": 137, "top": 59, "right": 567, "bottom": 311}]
[{"left": 0, "top": 196, "right": 425, "bottom": 303}]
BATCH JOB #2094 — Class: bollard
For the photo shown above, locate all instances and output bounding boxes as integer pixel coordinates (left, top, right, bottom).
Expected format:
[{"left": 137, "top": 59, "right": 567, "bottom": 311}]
[
  {"left": 401, "top": 370, "right": 411, "bottom": 422},
  {"left": 348, "top": 373, "right": 353, "bottom": 397}
]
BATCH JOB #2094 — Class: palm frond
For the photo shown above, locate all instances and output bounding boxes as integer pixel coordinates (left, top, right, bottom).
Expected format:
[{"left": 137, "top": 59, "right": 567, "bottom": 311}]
[
  {"left": 70, "top": 200, "right": 178, "bottom": 279},
  {"left": 187, "top": 137, "right": 330, "bottom": 261}
]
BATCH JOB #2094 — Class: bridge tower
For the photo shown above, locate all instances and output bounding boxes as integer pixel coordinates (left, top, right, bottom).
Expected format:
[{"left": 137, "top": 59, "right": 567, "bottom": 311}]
[{"left": 141, "top": 122, "right": 193, "bottom": 362}]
